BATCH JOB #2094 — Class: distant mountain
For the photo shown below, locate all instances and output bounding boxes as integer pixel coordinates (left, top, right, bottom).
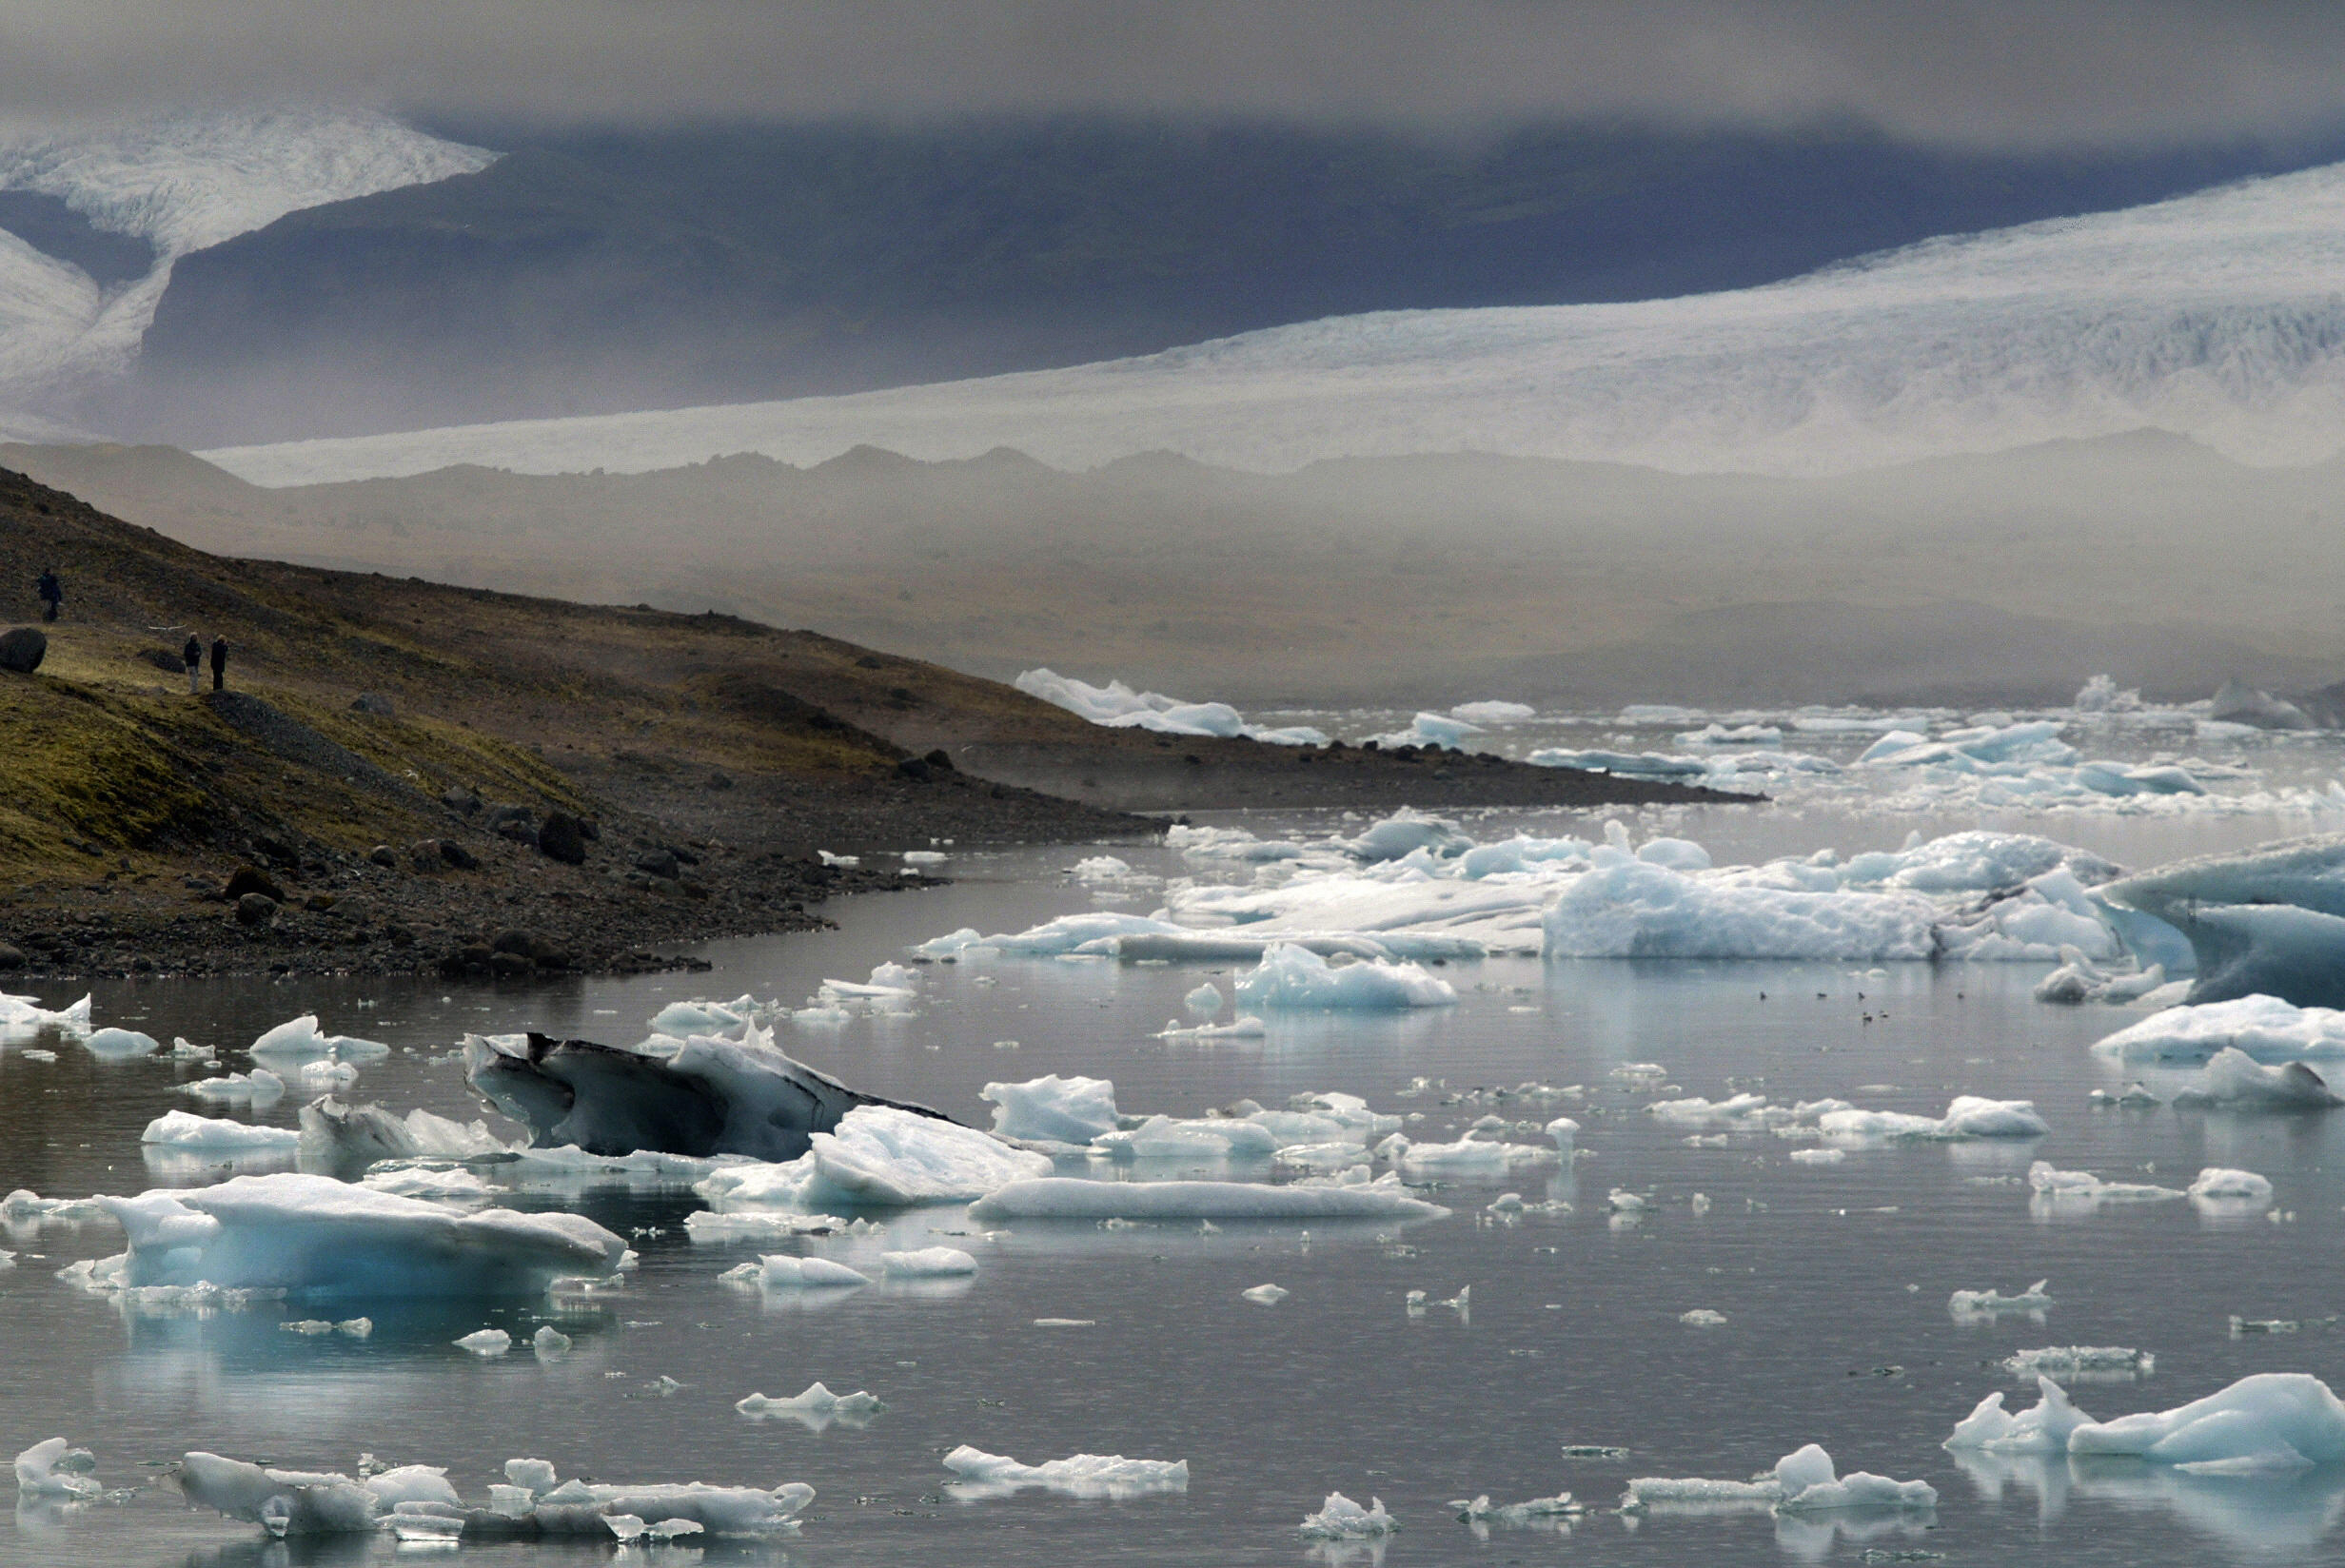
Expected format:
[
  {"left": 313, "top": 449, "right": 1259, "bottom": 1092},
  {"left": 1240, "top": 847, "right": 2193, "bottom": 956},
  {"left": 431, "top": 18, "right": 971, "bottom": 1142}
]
[
  {"left": 13, "top": 430, "right": 2341, "bottom": 707},
  {"left": 106, "top": 118, "right": 2345, "bottom": 446},
  {"left": 191, "top": 155, "right": 2345, "bottom": 485}
]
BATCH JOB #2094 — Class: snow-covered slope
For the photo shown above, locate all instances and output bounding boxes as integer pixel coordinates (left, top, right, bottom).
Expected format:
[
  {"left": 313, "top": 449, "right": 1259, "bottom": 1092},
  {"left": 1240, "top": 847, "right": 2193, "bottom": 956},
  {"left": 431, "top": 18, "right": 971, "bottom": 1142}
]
[
  {"left": 0, "top": 111, "right": 493, "bottom": 421},
  {"left": 202, "top": 160, "right": 2345, "bottom": 485}
]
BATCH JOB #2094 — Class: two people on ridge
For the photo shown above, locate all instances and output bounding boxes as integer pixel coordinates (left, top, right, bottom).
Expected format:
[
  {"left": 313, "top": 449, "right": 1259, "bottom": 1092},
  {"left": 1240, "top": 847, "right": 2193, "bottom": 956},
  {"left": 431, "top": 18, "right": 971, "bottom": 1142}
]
[{"left": 181, "top": 634, "right": 229, "bottom": 693}]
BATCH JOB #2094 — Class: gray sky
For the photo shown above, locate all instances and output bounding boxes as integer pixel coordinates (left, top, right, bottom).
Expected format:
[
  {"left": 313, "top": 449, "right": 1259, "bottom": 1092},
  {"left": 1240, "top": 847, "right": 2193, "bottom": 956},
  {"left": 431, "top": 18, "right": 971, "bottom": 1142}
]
[{"left": 6, "top": 1, "right": 2345, "bottom": 147}]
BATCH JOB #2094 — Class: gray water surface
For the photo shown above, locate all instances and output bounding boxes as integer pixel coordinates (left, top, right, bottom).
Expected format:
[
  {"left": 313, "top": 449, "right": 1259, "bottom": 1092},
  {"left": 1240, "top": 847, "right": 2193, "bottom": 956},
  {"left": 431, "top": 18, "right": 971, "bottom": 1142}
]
[{"left": 5, "top": 810, "right": 2345, "bottom": 1566}]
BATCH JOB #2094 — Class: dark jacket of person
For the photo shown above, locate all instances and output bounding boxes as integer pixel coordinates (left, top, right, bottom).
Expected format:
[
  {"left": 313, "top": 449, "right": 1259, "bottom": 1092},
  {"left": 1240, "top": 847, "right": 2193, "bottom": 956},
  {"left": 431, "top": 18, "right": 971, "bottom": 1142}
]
[
  {"left": 209, "top": 636, "right": 228, "bottom": 690},
  {"left": 182, "top": 635, "right": 202, "bottom": 668}
]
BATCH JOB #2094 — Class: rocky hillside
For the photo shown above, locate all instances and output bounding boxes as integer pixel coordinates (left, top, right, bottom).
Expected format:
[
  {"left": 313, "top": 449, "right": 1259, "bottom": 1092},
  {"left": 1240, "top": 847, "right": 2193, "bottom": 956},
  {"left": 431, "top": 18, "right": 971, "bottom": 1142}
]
[{"left": 0, "top": 466, "right": 1717, "bottom": 979}]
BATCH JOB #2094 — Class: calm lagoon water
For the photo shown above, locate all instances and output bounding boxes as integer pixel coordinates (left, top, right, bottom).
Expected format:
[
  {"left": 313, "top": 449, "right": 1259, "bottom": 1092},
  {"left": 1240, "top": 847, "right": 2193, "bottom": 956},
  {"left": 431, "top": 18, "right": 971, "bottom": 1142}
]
[{"left": 7, "top": 801, "right": 2345, "bottom": 1566}]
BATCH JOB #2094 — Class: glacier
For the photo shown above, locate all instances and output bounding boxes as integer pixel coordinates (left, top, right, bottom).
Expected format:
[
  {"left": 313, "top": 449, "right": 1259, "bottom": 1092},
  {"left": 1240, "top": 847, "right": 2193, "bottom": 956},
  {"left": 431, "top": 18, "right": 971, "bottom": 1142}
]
[
  {"left": 1014, "top": 668, "right": 1325, "bottom": 745},
  {"left": 0, "top": 110, "right": 494, "bottom": 422},
  {"left": 205, "top": 158, "right": 2345, "bottom": 485}
]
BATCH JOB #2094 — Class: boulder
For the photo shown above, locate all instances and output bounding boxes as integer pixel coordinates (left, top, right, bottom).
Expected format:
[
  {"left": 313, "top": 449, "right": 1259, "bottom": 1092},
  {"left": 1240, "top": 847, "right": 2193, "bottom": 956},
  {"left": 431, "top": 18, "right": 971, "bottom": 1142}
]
[
  {"left": 924, "top": 748, "right": 956, "bottom": 772},
  {"left": 0, "top": 628, "right": 45, "bottom": 675},
  {"left": 537, "top": 811, "right": 588, "bottom": 865},
  {"left": 0, "top": 944, "right": 23, "bottom": 970},
  {"left": 633, "top": 848, "right": 680, "bottom": 880},
  {"left": 222, "top": 866, "right": 286, "bottom": 904},
  {"left": 442, "top": 785, "right": 481, "bottom": 814},
  {"left": 367, "top": 845, "right": 398, "bottom": 869},
  {"left": 350, "top": 692, "right": 395, "bottom": 716},
  {"left": 408, "top": 839, "right": 447, "bottom": 872},
  {"left": 487, "top": 951, "right": 533, "bottom": 978},
  {"left": 438, "top": 839, "right": 480, "bottom": 871},
  {"left": 233, "top": 892, "right": 278, "bottom": 927},
  {"left": 705, "top": 770, "right": 735, "bottom": 791},
  {"left": 896, "top": 756, "right": 933, "bottom": 781}
]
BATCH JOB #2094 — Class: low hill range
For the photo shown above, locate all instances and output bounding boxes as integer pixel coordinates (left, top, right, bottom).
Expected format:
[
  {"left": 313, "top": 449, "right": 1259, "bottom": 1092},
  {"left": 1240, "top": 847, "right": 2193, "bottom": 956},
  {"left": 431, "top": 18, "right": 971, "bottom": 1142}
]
[
  {"left": 0, "top": 466, "right": 1713, "bottom": 981},
  {"left": 10, "top": 429, "right": 2343, "bottom": 711}
]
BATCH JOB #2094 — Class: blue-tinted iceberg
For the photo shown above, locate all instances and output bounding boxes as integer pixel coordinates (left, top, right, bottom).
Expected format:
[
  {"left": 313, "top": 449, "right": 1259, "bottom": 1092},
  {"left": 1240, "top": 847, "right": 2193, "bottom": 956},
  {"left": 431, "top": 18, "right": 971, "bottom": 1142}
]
[
  {"left": 2099, "top": 835, "right": 2345, "bottom": 1005},
  {"left": 1234, "top": 943, "right": 1457, "bottom": 1009},
  {"left": 1948, "top": 1373, "right": 2345, "bottom": 1474}
]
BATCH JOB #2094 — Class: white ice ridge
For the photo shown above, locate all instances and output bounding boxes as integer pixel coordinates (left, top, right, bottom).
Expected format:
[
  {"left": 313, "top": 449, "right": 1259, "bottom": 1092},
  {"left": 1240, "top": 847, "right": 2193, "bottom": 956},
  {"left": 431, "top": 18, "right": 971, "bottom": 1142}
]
[
  {"left": 942, "top": 1447, "right": 1187, "bottom": 1500},
  {"left": 176, "top": 1450, "right": 813, "bottom": 1538},
  {"left": 0, "top": 991, "right": 89, "bottom": 1034},
  {"left": 1949, "top": 1373, "right": 2345, "bottom": 1473},
  {"left": 0, "top": 111, "right": 493, "bottom": 421},
  {"left": 13, "top": 1438, "right": 101, "bottom": 1499},
  {"left": 1622, "top": 1443, "right": 1937, "bottom": 1515},
  {"left": 140, "top": 1109, "right": 299, "bottom": 1151},
  {"left": 691, "top": 1106, "right": 1051, "bottom": 1211},
  {"left": 95, "top": 1173, "right": 624, "bottom": 1298},
  {"left": 969, "top": 1177, "right": 1447, "bottom": 1222},
  {"left": 205, "top": 158, "right": 2345, "bottom": 484},
  {"left": 1015, "top": 668, "right": 1326, "bottom": 745}
]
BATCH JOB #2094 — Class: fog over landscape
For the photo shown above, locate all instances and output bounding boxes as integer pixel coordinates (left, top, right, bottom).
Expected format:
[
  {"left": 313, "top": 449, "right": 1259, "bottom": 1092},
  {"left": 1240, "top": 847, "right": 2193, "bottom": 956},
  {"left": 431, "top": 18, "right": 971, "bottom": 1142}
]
[{"left": 19, "top": 11, "right": 2345, "bottom": 1566}]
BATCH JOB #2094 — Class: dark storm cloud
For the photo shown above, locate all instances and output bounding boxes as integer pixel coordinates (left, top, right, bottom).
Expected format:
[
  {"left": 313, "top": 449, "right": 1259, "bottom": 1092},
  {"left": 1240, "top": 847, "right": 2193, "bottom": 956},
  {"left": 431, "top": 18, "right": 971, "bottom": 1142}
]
[{"left": 6, "top": 1, "right": 2345, "bottom": 147}]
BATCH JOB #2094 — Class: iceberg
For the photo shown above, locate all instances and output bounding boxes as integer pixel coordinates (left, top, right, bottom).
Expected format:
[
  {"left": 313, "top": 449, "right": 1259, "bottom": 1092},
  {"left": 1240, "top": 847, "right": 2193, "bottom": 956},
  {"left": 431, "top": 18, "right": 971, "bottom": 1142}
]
[
  {"left": 692, "top": 1106, "right": 1050, "bottom": 1210},
  {"left": 140, "top": 1109, "right": 299, "bottom": 1151},
  {"left": 97, "top": 1173, "right": 624, "bottom": 1299},
  {"left": 2092, "top": 996, "right": 2345, "bottom": 1065},
  {"left": 737, "top": 1382, "right": 884, "bottom": 1425},
  {"left": 249, "top": 1014, "right": 391, "bottom": 1062},
  {"left": 731, "top": 1255, "right": 871, "bottom": 1291},
  {"left": 1451, "top": 700, "right": 1535, "bottom": 725},
  {"left": 1091, "top": 1115, "right": 1282, "bottom": 1162},
  {"left": 179, "top": 1069, "right": 286, "bottom": 1106},
  {"left": 2004, "top": 1345, "right": 2155, "bottom": 1380},
  {"left": 464, "top": 1025, "right": 948, "bottom": 1161},
  {"left": 2027, "top": 1160, "right": 2186, "bottom": 1207},
  {"left": 297, "top": 1097, "right": 515, "bottom": 1168},
  {"left": 83, "top": 1027, "right": 160, "bottom": 1057},
  {"left": 1368, "top": 711, "right": 1484, "bottom": 750},
  {"left": 1389, "top": 1136, "right": 1558, "bottom": 1178},
  {"left": 942, "top": 1445, "right": 1189, "bottom": 1499},
  {"left": 971, "top": 1176, "right": 1445, "bottom": 1222},
  {"left": 1014, "top": 668, "right": 1324, "bottom": 745},
  {"left": 882, "top": 1245, "right": 976, "bottom": 1277},
  {"left": 2175, "top": 1048, "right": 2342, "bottom": 1108},
  {"left": 1949, "top": 1280, "right": 2053, "bottom": 1319},
  {"left": 2099, "top": 835, "right": 2345, "bottom": 1005},
  {"left": 1299, "top": 1491, "right": 1396, "bottom": 1539},
  {"left": 1344, "top": 808, "right": 1474, "bottom": 862},
  {"left": 14, "top": 1438, "right": 101, "bottom": 1499},
  {"left": 982, "top": 1074, "right": 1120, "bottom": 1146},
  {"left": 1947, "top": 1373, "right": 2345, "bottom": 1473},
  {"left": 1234, "top": 943, "right": 1456, "bottom": 1009},
  {"left": 1543, "top": 851, "right": 1940, "bottom": 961},
  {"left": 0, "top": 992, "right": 90, "bottom": 1034},
  {"left": 2188, "top": 1166, "right": 2274, "bottom": 1203},
  {"left": 1624, "top": 1444, "right": 1935, "bottom": 1515},
  {"left": 1817, "top": 1095, "right": 2049, "bottom": 1141}
]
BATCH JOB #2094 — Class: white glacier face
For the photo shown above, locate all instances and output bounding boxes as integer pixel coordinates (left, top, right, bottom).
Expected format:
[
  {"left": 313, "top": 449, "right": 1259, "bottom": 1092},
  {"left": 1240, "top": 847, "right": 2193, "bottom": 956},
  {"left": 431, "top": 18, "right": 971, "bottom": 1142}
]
[
  {"left": 0, "top": 109, "right": 494, "bottom": 421},
  {"left": 206, "top": 159, "right": 2345, "bottom": 485}
]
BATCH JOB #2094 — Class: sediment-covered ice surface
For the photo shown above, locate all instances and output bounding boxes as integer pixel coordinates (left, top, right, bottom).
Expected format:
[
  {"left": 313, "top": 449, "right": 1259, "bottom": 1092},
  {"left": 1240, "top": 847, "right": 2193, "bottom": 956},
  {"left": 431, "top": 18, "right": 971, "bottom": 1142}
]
[
  {"left": 92, "top": 1173, "right": 625, "bottom": 1299},
  {"left": 1014, "top": 669, "right": 1325, "bottom": 745},
  {"left": 463, "top": 1025, "right": 946, "bottom": 1161}
]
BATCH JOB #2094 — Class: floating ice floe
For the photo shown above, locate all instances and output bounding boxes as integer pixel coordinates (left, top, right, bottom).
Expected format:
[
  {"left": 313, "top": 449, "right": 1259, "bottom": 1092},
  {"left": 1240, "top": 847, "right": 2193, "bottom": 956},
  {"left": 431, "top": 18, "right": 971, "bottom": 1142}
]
[
  {"left": 2003, "top": 1346, "right": 2155, "bottom": 1380},
  {"left": 1945, "top": 1377, "right": 2096, "bottom": 1454},
  {"left": 140, "top": 1109, "right": 299, "bottom": 1151},
  {"left": 943, "top": 1445, "right": 1190, "bottom": 1499},
  {"left": 737, "top": 1382, "right": 884, "bottom": 1427},
  {"left": 881, "top": 1246, "right": 976, "bottom": 1278},
  {"left": 1242, "top": 1284, "right": 1290, "bottom": 1305},
  {"left": 1368, "top": 711, "right": 1485, "bottom": 750},
  {"left": 465, "top": 1025, "right": 945, "bottom": 1161},
  {"left": 297, "top": 1097, "right": 515, "bottom": 1168},
  {"left": 1015, "top": 668, "right": 1325, "bottom": 745},
  {"left": 971, "top": 1177, "right": 1446, "bottom": 1223},
  {"left": 2027, "top": 1161, "right": 2186, "bottom": 1208},
  {"left": 692, "top": 1106, "right": 1050, "bottom": 1211},
  {"left": 1950, "top": 1280, "right": 2054, "bottom": 1319},
  {"left": 1817, "top": 1096, "right": 2049, "bottom": 1142},
  {"left": 2188, "top": 1166, "right": 2275, "bottom": 1204},
  {"left": 1235, "top": 943, "right": 1456, "bottom": 1009},
  {"left": 180, "top": 1069, "right": 286, "bottom": 1106},
  {"left": 983, "top": 1073, "right": 1120, "bottom": 1147},
  {"left": 1385, "top": 1135, "right": 1557, "bottom": 1178},
  {"left": 455, "top": 1327, "right": 511, "bottom": 1356},
  {"left": 249, "top": 1015, "right": 391, "bottom": 1063},
  {"left": 1092, "top": 1115, "right": 1281, "bottom": 1163},
  {"left": 83, "top": 1027, "right": 160, "bottom": 1057},
  {"left": 92, "top": 1173, "right": 625, "bottom": 1299},
  {"left": 0, "top": 992, "right": 90, "bottom": 1034},
  {"left": 2034, "top": 946, "right": 2170, "bottom": 1005},
  {"left": 1957, "top": 1372, "right": 2345, "bottom": 1473},
  {"left": 176, "top": 1451, "right": 814, "bottom": 1538},
  {"left": 1452, "top": 1490, "right": 1584, "bottom": 1531},
  {"left": 1623, "top": 1443, "right": 1936, "bottom": 1515},
  {"left": 719, "top": 1253, "right": 869, "bottom": 1291},
  {"left": 816, "top": 964, "right": 921, "bottom": 1010},
  {"left": 2093, "top": 995, "right": 2345, "bottom": 1065},
  {"left": 13, "top": 1438, "right": 101, "bottom": 1499},
  {"left": 1, "top": 1188, "right": 111, "bottom": 1227},
  {"left": 649, "top": 995, "right": 778, "bottom": 1036},
  {"left": 2173, "top": 1048, "right": 2343, "bottom": 1108},
  {"left": 1299, "top": 1492, "right": 1396, "bottom": 1539},
  {"left": 1155, "top": 1015, "right": 1270, "bottom": 1039}
]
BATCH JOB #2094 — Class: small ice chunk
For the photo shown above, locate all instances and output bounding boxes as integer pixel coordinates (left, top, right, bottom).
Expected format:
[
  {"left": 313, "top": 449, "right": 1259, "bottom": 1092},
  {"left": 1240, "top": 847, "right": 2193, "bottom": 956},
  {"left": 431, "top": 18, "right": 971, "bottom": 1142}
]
[
  {"left": 881, "top": 1246, "right": 976, "bottom": 1277},
  {"left": 1298, "top": 1491, "right": 1396, "bottom": 1538},
  {"left": 140, "top": 1110, "right": 298, "bottom": 1150},
  {"left": 2003, "top": 1345, "right": 2154, "bottom": 1379},
  {"left": 753, "top": 1254, "right": 872, "bottom": 1290},
  {"left": 456, "top": 1328, "right": 512, "bottom": 1356},
  {"left": 83, "top": 1027, "right": 160, "bottom": 1057},
  {"left": 736, "top": 1382, "right": 885, "bottom": 1421},
  {"left": 250, "top": 1014, "right": 390, "bottom": 1062},
  {"left": 1183, "top": 982, "right": 1223, "bottom": 1016},
  {"left": 1235, "top": 943, "right": 1457, "bottom": 1010},
  {"left": 1679, "top": 1308, "right": 1728, "bottom": 1327},
  {"left": 1790, "top": 1147, "right": 1846, "bottom": 1166},
  {"left": 1950, "top": 1280, "right": 2053, "bottom": 1318},
  {"left": 1241, "top": 1284, "right": 1290, "bottom": 1305},
  {"left": 982, "top": 1074, "right": 1120, "bottom": 1145},
  {"left": 532, "top": 1325, "right": 571, "bottom": 1357},
  {"left": 13, "top": 1438, "right": 100, "bottom": 1499},
  {"left": 971, "top": 1177, "right": 1446, "bottom": 1222},
  {"left": 1945, "top": 1377, "right": 2094, "bottom": 1454},
  {"left": 178, "top": 1068, "right": 286, "bottom": 1106},
  {"left": 2188, "top": 1166, "right": 2275, "bottom": 1203}
]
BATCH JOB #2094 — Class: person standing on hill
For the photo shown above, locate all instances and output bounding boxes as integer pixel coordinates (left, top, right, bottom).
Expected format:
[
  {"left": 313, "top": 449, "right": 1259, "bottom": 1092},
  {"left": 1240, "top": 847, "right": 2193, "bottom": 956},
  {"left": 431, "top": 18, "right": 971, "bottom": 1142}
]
[
  {"left": 182, "top": 634, "right": 203, "bottom": 694},
  {"left": 35, "top": 568, "right": 59, "bottom": 622},
  {"left": 209, "top": 635, "right": 228, "bottom": 692}
]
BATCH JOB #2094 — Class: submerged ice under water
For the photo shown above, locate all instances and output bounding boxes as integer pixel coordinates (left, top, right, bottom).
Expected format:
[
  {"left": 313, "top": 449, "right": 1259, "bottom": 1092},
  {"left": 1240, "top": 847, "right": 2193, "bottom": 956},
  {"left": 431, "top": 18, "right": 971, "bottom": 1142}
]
[{"left": 10, "top": 794, "right": 2345, "bottom": 1564}]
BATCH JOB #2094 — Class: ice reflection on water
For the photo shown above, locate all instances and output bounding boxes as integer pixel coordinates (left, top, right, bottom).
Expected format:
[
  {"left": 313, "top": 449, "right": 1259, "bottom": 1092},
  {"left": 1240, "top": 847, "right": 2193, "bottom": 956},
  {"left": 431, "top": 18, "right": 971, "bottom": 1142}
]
[{"left": 6, "top": 805, "right": 2345, "bottom": 1563}]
